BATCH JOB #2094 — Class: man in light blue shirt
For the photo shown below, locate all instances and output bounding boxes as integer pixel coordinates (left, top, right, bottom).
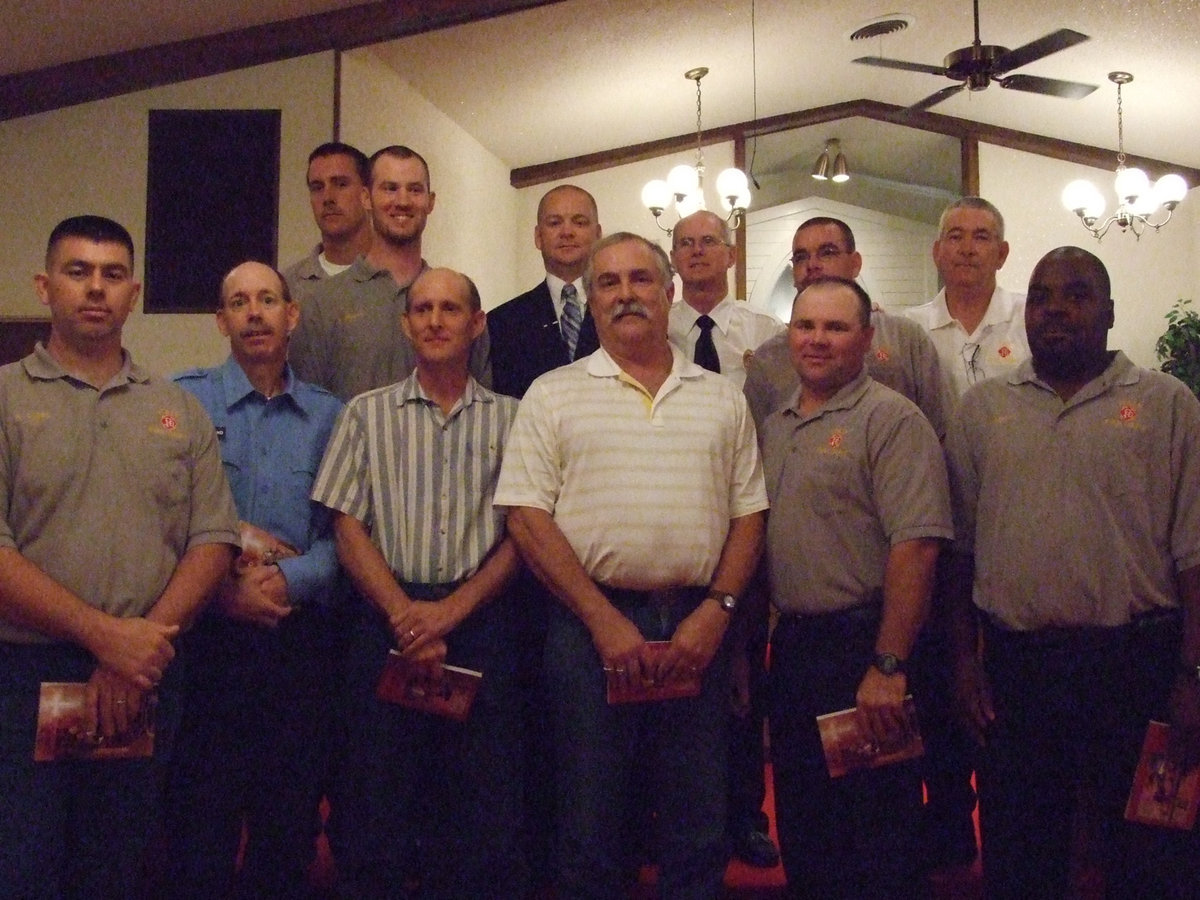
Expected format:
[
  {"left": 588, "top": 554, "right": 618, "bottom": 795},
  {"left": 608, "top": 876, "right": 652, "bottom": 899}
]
[{"left": 161, "top": 261, "right": 344, "bottom": 899}]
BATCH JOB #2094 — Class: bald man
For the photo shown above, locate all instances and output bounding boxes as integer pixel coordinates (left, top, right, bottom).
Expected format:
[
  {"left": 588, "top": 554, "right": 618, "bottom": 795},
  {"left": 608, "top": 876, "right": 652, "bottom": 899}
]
[{"left": 163, "top": 262, "right": 344, "bottom": 898}]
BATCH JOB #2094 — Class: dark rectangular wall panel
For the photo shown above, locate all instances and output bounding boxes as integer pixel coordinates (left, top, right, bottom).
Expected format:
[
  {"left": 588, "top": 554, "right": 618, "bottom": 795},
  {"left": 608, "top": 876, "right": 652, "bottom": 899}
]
[{"left": 145, "top": 109, "right": 280, "bottom": 313}]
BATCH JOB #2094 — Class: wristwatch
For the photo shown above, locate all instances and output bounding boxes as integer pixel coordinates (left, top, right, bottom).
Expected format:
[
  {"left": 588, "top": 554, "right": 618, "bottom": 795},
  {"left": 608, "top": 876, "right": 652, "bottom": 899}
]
[
  {"left": 872, "top": 652, "right": 905, "bottom": 676},
  {"left": 707, "top": 591, "right": 738, "bottom": 614}
]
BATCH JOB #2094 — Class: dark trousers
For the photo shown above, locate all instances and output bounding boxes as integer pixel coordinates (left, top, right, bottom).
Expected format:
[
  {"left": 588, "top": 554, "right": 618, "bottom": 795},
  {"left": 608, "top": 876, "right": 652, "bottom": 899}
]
[
  {"left": 727, "top": 611, "right": 770, "bottom": 837},
  {"left": 0, "top": 642, "right": 183, "bottom": 900},
  {"left": 332, "top": 588, "right": 527, "bottom": 900},
  {"left": 159, "top": 605, "right": 340, "bottom": 900},
  {"left": 979, "top": 610, "right": 1200, "bottom": 900},
  {"left": 546, "top": 594, "right": 730, "bottom": 900},
  {"left": 769, "top": 608, "right": 925, "bottom": 900}
]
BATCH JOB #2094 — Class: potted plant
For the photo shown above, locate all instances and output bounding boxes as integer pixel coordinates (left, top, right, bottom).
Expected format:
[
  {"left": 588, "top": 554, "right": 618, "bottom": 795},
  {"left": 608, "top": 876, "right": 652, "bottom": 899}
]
[{"left": 1156, "top": 298, "right": 1200, "bottom": 399}]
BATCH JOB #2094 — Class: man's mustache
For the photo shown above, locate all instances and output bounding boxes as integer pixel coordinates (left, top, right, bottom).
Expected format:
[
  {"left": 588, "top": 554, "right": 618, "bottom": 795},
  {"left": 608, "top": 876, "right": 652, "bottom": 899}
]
[{"left": 611, "top": 300, "right": 650, "bottom": 321}]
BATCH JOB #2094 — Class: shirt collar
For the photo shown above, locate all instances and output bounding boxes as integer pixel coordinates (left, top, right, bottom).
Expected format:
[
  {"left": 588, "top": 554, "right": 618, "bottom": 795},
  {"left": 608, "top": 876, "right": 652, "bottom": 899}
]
[
  {"left": 677, "top": 296, "right": 734, "bottom": 334},
  {"left": 1010, "top": 350, "right": 1136, "bottom": 396},
  {"left": 218, "top": 355, "right": 301, "bottom": 411},
  {"left": 585, "top": 343, "right": 706, "bottom": 381},
  {"left": 928, "top": 285, "right": 1022, "bottom": 332},
  {"left": 394, "top": 370, "right": 493, "bottom": 411},
  {"left": 784, "top": 367, "right": 872, "bottom": 421},
  {"left": 25, "top": 342, "right": 147, "bottom": 389}
]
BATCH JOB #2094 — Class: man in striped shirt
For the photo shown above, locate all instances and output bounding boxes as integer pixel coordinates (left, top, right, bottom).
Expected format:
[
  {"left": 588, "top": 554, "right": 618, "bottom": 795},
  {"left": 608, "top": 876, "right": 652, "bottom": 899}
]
[
  {"left": 311, "top": 268, "right": 526, "bottom": 898},
  {"left": 496, "top": 232, "right": 768, "bottom": 900}
]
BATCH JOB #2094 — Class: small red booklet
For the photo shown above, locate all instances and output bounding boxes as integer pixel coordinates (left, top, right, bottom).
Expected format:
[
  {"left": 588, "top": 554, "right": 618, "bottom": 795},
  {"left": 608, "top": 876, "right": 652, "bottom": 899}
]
[
  {"left": 34, "top": 682, "right": 156, "bottom": 762},
  {"left": 605, "top": 641, "right": 702, "bottom": 705},
  {"left": 816, "top": 696, "right": 924, "bottom": 778},
  {"left": 375, "top": 650, "right": 482, "bottom": 722},
  {"left": 1124, "top": 720, "right": 1200, "bottom": 830}
]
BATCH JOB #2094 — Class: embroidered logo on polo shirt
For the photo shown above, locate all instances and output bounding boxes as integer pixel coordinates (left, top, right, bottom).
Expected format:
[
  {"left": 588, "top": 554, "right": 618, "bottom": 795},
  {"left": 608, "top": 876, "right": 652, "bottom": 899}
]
[
  {"left": 148, "top": 410, "right": 186, "bottom": 438},
  {"left": 997, "top": 345, "right": 1013, "bottom": 359},
  {"left": 1102, "top": 402, "right": 1141, "bottom": 428},
  {"left": 874, "top": 347, "right": 890, "bottom": 362},
  {"left": 743, "top": 349, "right": 755, "bottom": 370},
  {"left": 828, "top": 429, "right": 845, "bottom": 449},
  {"left": 1119, "top": 404, "right": 1137, "bottom": 423}
]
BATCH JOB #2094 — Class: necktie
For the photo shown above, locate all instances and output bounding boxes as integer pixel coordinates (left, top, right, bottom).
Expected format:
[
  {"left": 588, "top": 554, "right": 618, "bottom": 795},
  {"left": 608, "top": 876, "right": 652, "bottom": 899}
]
[
  {"left": 694, "top": 314, "right": 721, "bottom": 373},
  {"left": 560, "top": 283, "right": 582, "bottom": 360}
]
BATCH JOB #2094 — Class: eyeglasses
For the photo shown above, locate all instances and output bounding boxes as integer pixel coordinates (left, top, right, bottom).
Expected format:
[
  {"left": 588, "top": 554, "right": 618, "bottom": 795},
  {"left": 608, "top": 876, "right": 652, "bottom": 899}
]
[
  {"left": 791, "top": 245, "right": 846, "bottom": 265},
  {"left": 962, "top": 342, "right": 982, "bottom": 386},
  {"left": 675, "top": 234, "right": 727, "bottom": 251}
]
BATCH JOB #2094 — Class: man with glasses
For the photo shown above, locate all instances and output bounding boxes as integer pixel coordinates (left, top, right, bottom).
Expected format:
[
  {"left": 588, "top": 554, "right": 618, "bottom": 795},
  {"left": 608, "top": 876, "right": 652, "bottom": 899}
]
[
  {"left": 669, "top": 210, "right": 783, "bottom": 389},
  {"left": 744, "top": 216, "right": 952, "bottom": 437},
  {"left": 668, "top": 210, "right": 783, "bottom": 870},
  {"left": 905, "top": 197, "right": 1029, "bottom": 397}
]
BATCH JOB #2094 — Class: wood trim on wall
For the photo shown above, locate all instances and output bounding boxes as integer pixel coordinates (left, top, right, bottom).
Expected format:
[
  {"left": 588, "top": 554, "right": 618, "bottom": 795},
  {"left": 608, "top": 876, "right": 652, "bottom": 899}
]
[
  {"left": 510, "top": 97, "right": 1200, "bottom": 198},
  {"left": 0, "top": 0, "right": 564, "bottom": 122}
]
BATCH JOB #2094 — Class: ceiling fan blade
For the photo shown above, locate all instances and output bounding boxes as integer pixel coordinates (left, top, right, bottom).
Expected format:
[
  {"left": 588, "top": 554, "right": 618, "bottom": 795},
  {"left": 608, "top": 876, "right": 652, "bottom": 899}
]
[
  {"left": 992, "top": 29, "right": 1089, "bottom": 74},
  {"left": 998, "top": 73, "right": 1098, "bottom": 100},
  {"left": 854, "top": 56, "right": 949, "bottom": 77},
  {"left": 907, "top": 83, "right": 967, "bottom": 112}
]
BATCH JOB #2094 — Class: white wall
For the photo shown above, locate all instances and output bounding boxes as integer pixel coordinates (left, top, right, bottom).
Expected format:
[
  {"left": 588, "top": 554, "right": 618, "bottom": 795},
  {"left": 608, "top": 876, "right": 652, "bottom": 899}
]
[
  {"left": 746, "top": 197, "right": 939, "bottom": 322},
  {"left": 979, "top": 142, "right": 1197, "bottom": 369},
  {"left": 0, "top": 54, "right": 337, "bottom": 375},
  {"left": 340, "top": 49, "right": 518, "bottom": 311}
]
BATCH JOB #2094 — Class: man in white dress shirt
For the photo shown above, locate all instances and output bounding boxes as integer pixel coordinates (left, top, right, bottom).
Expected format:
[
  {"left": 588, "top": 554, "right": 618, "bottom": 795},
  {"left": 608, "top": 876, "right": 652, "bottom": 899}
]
[{"left": 668, "top": 211, "right": 783, "bottom": 389}]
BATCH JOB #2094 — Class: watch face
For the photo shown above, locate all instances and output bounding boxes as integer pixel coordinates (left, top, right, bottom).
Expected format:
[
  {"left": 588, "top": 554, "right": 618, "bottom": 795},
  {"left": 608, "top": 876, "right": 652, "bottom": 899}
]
[
  {"left": 719, "top": 594, "right": 737, "bottom": 612},
  {"left": 874, "top": 653, "right": 902, "bottom": 676}
]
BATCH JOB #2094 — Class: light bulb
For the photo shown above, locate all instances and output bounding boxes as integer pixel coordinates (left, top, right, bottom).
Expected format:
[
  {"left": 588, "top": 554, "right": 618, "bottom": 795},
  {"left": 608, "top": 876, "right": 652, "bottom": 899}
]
[
  {"left": 1114, "top": 166, "right": 1149, "bottom": 204},
  {"left": 667, "top": 164, "right": 700, "bottom": 198},
  {"left": 1154, "top": 173, "right": 1188, "bottom": 208},
  {"left": 641, "top": 180, "right": 672, "bottom": 213}
]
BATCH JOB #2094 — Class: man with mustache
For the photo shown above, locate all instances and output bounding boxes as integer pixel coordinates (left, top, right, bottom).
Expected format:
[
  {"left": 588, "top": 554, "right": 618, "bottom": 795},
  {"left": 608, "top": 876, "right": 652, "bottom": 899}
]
[
  {"left": 282, "top": 142, "right": 373, "bottom": 305},
  {"left": 290, "top": 145, "right": 490, "bottom": 401},
  {"left": 163, "top": 261, "right": 344, "bottom": 898},
  {"left": 905, "top": 197, "right": 1029, "bottom": 398},
  {"left": 496, "top": 232, "right": 767, "bottom": 899},
  {"left": 946, "top": 247, "right": 1200, "bottom": 897}
]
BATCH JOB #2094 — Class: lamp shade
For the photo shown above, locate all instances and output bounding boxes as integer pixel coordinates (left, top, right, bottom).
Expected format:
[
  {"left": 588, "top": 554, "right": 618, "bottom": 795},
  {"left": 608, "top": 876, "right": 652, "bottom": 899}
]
[
  {"left": 1114, "top": 166, "right": 1149, "bottom": 204},
  {"left": 1062, "top": 180, "right": 1106, "bottom": 219},
  {"left": 811, "top": 151, "right": 830, "bottom": 181},
  {"left": 641, "top": 180, "right": 672, "bottom": 213},
  {"left": 676, "top": 188, "right": 705, "bottom": 217},
  {"left": 831, "top": 152, "right": 849, "bottom": 183},
  {"left": 1154, "top": 173, "right": 1189, "bottom": 208},
  {"left": 716, "top": 168, "right": 749, "bottom": 202},
  {"left": 667, "top": 164, "right": 700, "bottom": 197}
]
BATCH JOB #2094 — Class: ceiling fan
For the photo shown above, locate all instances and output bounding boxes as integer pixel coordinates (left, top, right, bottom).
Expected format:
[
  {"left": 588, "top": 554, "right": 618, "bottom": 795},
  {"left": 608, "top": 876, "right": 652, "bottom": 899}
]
[{"left": 853, "top": 0, "right": 1098, "bottom": 111}]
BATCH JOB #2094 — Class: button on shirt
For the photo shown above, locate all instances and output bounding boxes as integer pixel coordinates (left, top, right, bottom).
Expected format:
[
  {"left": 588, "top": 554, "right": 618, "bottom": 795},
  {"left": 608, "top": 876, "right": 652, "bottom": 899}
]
[
  {"left": 669, "top": 297, "right": 784, "bottom": 390},
  {"left": 312, "top": 373, "right": 517, "bottom": 585},
  {"left": 173, "top": 356, "right": 344, "bottom": 608}
]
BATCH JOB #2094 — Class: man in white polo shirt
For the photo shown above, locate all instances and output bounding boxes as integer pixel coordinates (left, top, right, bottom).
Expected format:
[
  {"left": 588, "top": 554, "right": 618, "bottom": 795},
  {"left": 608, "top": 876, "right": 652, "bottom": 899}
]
[{"left": 496, "top": 232, "right": 767, "bottom": 900}]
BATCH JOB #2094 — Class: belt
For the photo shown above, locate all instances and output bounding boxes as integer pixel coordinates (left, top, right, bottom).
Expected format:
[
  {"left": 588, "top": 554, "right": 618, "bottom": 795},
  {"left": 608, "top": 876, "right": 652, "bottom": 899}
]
[
  {"left": 599, "top": 584, "right": 708, "bottom": 609},
  {"left": 399, "top": 579, "right": 468, "bottom": 602},
  {"left": 981, "top": 606, "right": 1182, "bottom": 652},
  {"left": 776, "top": 599, "right": 883, "bottom": 629}
]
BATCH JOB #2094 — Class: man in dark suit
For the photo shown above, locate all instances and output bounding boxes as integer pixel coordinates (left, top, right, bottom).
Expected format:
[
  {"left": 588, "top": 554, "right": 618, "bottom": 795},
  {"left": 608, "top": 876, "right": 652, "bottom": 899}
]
[{"left": 488, "top": 184, "right": 602, "bottom": 398}]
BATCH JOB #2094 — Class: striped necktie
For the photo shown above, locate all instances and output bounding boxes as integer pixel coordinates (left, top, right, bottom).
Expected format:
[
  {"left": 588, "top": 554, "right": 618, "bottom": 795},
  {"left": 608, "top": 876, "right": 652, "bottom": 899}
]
[{"left": 560, "top": 283, "right": 582, "bottom": 360}]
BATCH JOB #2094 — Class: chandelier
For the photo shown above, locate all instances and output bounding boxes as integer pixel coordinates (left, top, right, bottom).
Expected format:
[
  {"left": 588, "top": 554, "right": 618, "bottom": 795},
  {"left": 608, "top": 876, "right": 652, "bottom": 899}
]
[
  {"left": 641, "top": 67, "right": 752, "bottom": 234},
  {"left": 1061, "top": 72, "right": 1188, "bottom": 240}
]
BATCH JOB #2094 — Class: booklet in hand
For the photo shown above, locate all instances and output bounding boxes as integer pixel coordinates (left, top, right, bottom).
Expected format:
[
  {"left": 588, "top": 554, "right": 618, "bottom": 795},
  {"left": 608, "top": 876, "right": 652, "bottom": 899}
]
[
  {"left": 34, "top": 682, "right": 156, "bottom": 762},
  {"left": 1124, "top": 720, "right": 1200, "bottom": 830},
  {"left": 375, "top": 650, "right": 482, "bottom": 722},
  {"left": 816, "top": 696, "right": 924, "bottom": 778},
  {"left": 605, "top": 641, "right": 703, "bottom": 705}
]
